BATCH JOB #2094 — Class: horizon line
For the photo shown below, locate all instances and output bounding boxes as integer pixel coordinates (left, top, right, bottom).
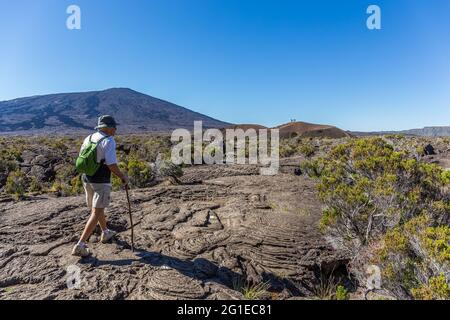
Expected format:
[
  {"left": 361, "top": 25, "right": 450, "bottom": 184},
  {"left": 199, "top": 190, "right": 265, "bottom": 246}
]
[{"left": 0, "top": 87, "right": 448, "bottom": 133}]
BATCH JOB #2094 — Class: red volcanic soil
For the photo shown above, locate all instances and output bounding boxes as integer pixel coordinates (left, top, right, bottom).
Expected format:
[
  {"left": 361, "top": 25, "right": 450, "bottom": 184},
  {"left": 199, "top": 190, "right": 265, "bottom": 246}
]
[
  {"left": 275, "top": 121, "right": 351, "bottom": 139},
  {"left": 222, "top": 122, "right": 350, "bottom": 139}
]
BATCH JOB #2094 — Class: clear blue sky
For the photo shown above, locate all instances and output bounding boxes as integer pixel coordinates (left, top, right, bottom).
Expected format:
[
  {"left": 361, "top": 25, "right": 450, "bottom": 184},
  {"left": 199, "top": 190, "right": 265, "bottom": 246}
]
[{"left": 0, "top": 0, "right": 449, "bottom": 131}]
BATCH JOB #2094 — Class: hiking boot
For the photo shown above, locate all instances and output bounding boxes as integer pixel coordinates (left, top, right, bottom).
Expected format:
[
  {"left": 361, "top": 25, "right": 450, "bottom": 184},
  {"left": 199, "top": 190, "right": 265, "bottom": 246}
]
[
  {"left": 101, "top": 229, "right": 117, "bottom": 243},
  {"left": 71, "top": 243, "right": 91, "bottom": 257}
]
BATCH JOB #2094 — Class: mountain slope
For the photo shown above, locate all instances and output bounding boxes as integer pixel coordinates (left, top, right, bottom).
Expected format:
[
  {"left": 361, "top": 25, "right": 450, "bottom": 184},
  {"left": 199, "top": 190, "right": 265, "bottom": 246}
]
[{"left": 0, "top": 88, "right": 230, "bottom": 134}]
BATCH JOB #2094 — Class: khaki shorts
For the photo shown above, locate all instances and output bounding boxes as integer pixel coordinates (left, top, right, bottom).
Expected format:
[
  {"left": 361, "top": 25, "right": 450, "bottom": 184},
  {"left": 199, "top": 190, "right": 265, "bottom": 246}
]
[{"left": 83, "top": 182, "right": 112, "bottom": 209}]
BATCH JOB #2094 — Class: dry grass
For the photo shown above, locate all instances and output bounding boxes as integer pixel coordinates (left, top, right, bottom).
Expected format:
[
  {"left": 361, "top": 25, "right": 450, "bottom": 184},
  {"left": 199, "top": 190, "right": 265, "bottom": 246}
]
[{"left": 233, "top": 277, "right": 271, "bottom": 300}]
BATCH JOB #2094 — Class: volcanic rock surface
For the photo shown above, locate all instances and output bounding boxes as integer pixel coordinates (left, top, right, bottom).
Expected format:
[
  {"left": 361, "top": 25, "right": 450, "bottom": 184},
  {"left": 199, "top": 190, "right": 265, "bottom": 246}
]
[{"left": 0, "top": 163, "right": 346, "bottom": 300}]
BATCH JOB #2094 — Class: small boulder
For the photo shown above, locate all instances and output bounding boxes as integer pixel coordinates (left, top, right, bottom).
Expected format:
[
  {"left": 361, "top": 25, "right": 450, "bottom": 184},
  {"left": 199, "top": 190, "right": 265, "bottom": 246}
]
[{"left": 424, "top": 144, "right": 436, "bottom": 156}]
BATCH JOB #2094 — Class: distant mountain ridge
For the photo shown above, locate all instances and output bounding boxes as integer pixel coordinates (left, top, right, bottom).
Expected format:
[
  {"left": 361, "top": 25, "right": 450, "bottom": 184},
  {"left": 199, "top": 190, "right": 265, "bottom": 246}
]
[
  {"left": 0, "top": 88, "right": 230, "bottom": 134},
  {"left": 400, "top": 127, "right": 450, "bottom": 137},
  {"left": 352, "top": 126, "right": 450, "bottom": 137}
]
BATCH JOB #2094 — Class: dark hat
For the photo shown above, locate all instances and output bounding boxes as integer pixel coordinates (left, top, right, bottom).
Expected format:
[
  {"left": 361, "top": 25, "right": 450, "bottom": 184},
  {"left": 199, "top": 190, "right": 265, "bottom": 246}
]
[{"left": 95, "top": 115, "right": 119, "bottom": 129}]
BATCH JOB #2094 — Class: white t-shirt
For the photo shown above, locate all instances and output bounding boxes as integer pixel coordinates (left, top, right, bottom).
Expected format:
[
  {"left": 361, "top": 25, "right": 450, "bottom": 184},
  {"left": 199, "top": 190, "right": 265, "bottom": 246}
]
[{"left": 80, "top": 131, "right": 118, "bottom": 165}]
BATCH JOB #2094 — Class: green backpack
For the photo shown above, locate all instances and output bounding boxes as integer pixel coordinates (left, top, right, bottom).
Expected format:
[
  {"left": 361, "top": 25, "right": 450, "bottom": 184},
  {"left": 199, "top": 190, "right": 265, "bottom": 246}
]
[{"left": 75, "top": 135, "right": 108, "bottom": 176}]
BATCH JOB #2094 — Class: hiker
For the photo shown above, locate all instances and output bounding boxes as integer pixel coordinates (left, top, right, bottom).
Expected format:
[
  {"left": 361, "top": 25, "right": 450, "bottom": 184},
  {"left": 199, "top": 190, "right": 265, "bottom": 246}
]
[{"left": 72, "top": 115, "right": 129, "bottom": 257}]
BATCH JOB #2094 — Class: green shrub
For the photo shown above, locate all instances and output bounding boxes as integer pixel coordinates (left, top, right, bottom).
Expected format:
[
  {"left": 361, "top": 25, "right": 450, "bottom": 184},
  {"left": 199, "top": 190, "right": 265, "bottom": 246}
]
[
  {"left": 378, "top": 215, "right": 449, "bottom": 296},
  {"left": 307, "top": 137, "right": 449, "bottom": 299},
  {"left": 384, "top": 134, "right": 405, "bottom": 140},
  {"left": 28, "top": 176, "right": 42, "bottom": 193},
  {"left": 5, "top": 170, "right": 27, "bottom": 199},
  {"left": 309, "top": 138, "right": 448, "bottom": 249},
  {"left": 112, "top": 162, "right": 127, "bottom": 191},
  {"left": 127, "top": 158, "right": 154, "bottom": 188},
  {"left": 411, "top": 274, "right": 450, "bottom": 300},
  {"left": 0, "top": 146, "right": 23, "bottom": 162},
  {"left": 335, "top": 285, "right": 349, "bottom": 300},
  {"left": 135, "top": 136, "right": 172, "bottom": 163},
  {"left": 0, "top": 159, "right": 17, "bottom": 173},
  {"left": 299, "top": 143, "right": 316, "bottom": 158},
  {"left": 70, "top": 175, "right": 84, "bottom": 194},
  {"left": 279, "top": 144, "right": 296, "bottom": 158},
  {"left": 50, "top": 180, "right": 71, "bottom": 196},
  {"left": 51, "top": 166, "right": 83, "bottom": 196}
]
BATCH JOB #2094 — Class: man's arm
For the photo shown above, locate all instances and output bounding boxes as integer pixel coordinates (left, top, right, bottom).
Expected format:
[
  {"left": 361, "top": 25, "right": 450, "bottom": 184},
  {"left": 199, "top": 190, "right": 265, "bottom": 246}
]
[
  {"left": 108, "top": 164, "right": 129, "bottom": 185},
  {"left": 103, "top": 138, "right": 128, "bottom": 185}
]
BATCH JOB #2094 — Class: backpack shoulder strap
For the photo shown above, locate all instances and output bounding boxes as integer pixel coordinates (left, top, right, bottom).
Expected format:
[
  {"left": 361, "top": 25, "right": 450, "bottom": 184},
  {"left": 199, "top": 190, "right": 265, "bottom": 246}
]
[
  {"left": 96, "top": 135, "right": 109, "bottom": 145},
  {"left": 95, "top": 135, "right": 110, "bottom": 165},
  {"left": 89, "top": 133, "right": 109, "bottom": 146}
]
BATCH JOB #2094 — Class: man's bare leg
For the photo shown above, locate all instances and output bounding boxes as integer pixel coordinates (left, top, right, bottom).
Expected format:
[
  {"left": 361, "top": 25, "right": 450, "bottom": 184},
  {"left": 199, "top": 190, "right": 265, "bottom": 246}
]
[
  {"left": 96, "top": 208, "right": 107, "bottom": 232},
  {"left": 80, "top": 208, "right": 106, "bottom": 243}
]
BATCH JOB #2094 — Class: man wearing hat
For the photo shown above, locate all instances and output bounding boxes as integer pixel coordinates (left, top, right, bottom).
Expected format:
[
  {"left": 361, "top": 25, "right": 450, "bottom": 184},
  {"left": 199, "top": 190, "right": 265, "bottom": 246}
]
[{"left": 72, "top": 115, "right": 129, "bottom": 257}]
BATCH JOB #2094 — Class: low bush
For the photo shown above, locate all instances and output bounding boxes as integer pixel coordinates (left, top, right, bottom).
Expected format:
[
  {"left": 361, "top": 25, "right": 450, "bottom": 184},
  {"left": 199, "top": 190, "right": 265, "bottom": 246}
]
[
  {"left": 304, "top": 137, "right": 449, "bottom": 299},
  {"left": 299, "top": 143, "right": 316, "bottom": 158},
  {"left": 126, "top": 157, "right": 154, "bottom": 188},
  {"left": 5, "top": 170, "right": 27, "bottom": 199},
  {"left": 335, "top": 285, "right": 349, "bottom": 300}
]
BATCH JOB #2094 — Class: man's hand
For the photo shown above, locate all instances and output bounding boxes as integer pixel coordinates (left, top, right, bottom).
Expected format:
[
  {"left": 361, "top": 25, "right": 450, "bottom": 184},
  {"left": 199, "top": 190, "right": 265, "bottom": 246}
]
[
  {"left": 107, "top": 164, "right": 129, "bottom": 186},
  {"left": 121, "top": 174, "right": 129, "bottom": 186}
]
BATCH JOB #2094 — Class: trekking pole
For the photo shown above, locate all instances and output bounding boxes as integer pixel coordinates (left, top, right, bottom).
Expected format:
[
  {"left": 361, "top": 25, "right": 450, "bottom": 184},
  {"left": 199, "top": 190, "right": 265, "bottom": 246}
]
[{"left": 125, "top": 184, "right": 135, "bottom": 252}]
